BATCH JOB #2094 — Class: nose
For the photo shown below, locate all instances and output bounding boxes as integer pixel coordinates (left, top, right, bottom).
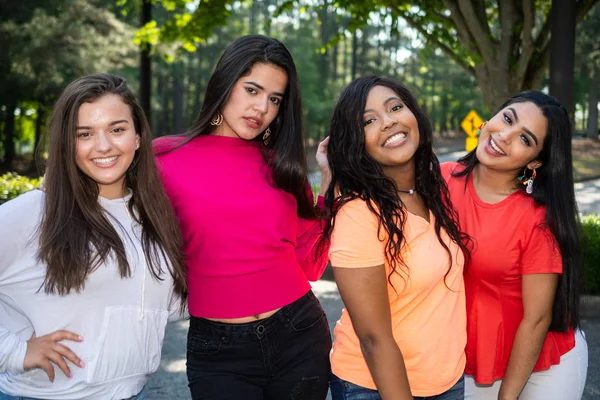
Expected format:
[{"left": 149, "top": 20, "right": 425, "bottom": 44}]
[
  {"left": 94, "top": 131, "right": 112, "bottom": 152},
  {"left": 380, "top": 114, "right": 397, "bottom": 131},
  {"left": 496, "top": 127, "right": 517, "bottom": 143},
  {"left": 254, "top": 96, "right": 269, "bottom": 114}
]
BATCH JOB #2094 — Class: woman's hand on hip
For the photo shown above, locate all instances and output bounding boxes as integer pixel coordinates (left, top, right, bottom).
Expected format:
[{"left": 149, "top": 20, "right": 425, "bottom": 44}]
[{"left": 24, "top": 330, "right": 84, "bottom": 382}]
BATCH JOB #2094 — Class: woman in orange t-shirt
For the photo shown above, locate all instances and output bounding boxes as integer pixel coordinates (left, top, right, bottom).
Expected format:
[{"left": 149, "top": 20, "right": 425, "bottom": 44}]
[
  {"left": 322, "top": 76, "right": 470, "bottom": 399},
  {"left": 442, "top": 91, "right": 588, "bottom": 399}
]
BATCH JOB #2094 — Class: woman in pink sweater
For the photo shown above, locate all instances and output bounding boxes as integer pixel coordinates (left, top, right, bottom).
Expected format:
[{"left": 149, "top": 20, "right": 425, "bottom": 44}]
[{"left": 154, "top": 35, "right": 332, "bottom": 399}]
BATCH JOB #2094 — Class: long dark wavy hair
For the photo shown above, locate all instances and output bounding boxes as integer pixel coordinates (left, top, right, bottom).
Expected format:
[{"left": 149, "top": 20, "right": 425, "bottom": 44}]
[
  {"left": 454, "top": 90, "right": 581, "bottom": 332},
  {"left": 39, "top": 73, "right": 187, "bottom": 310},
  {"left": 323, "top": 76, "right": 470, "bottom": 285},
  {"left": 156, "top": 34, "right": 315, "bottom": 219}
]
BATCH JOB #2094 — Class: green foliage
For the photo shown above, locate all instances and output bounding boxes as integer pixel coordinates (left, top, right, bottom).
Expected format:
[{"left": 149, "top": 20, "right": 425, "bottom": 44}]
[
  {"left": 124, "top": 0, "right": 235, "bottom": 53},
  {"left": 0, "top": 173, "right": 41, "bottom": 205},
  {"left": 582, "top": 214, "right": 600, "bottom": 294}
]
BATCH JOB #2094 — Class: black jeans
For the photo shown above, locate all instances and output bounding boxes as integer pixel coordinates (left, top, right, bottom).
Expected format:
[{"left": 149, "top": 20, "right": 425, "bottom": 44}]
[{"left": 186, "top": 290, "right": 332, "bottom": 400}]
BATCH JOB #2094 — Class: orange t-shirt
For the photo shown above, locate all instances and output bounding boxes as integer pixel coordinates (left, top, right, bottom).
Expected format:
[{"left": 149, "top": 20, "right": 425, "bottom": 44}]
[
  {"left": 329, "top": 199, "right": 466, "bottom": 397},
  {"left": 441, "top": 162, "right": 575, "bottom": 384}
]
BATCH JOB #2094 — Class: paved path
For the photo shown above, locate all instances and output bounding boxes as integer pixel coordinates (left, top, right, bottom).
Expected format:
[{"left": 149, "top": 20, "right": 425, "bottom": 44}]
[{"left": 149, "top": 280, "right": 599, "bottom": 399}]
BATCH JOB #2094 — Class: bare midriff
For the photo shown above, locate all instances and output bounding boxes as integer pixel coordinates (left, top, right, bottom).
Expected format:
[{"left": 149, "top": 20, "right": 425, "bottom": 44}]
[{"left": 205, "top": 307, "right": 282, "bottom": 324}]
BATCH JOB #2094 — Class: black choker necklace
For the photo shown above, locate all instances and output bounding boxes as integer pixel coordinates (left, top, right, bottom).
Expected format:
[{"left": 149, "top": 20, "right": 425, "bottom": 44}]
[{"left": 398, "top": 189, "right": 416, "bottom": 195}]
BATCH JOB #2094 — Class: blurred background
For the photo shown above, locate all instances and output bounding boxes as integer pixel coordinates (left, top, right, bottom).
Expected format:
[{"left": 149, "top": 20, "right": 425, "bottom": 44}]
[{"left": 1, "top": 0, "right": 599, "bottom": 179}]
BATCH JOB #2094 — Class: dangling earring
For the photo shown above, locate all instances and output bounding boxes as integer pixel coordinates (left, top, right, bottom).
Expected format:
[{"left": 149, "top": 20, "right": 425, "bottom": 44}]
[
  {"left": 518, "top": 168, "right": 537, "bottom": 195},
  {"left": 263, "top": 127, "right": 271, "bottom": 145},
  {"left": 210, "top": 113, "right": 223, "bottom": 126},
  {"left": 476, "top": 121, "right": 487, "bottom": 137}
]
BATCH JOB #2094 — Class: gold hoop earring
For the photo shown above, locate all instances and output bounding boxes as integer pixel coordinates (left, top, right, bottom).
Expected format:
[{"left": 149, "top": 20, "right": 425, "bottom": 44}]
[
  {"left": 210, "top": 113, "right": 223, "bottom": 126},
  {"left": 263, "top": 127, "right": 271, "bottom": 145}
]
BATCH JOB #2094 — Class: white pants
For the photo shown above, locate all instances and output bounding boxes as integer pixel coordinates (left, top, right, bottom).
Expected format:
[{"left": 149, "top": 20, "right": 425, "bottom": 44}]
[{"left": 465, "top": 329, "right": 588, "bottom": 400}]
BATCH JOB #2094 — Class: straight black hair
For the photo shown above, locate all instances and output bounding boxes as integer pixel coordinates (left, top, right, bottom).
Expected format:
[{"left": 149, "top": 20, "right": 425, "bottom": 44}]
[
  {"left": 454, "top": 90, "right": 581, "bottom": 331},
  {"left": 157, "top": 34, "right": 316, "bottom": 219}
]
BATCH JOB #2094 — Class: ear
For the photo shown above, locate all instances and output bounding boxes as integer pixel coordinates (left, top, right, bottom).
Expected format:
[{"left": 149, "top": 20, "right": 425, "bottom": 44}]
[
  {"left": 527, "top": 159, "right": 542, "bottom": 170},
  {"left": 135, "top": 134, "right": 140, "bottom": 150}
]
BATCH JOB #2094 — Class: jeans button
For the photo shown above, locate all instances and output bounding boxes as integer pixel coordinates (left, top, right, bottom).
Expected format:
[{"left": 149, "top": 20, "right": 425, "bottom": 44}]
[{"left": 256, "top": 324, "right": 265, "bottom": 334}]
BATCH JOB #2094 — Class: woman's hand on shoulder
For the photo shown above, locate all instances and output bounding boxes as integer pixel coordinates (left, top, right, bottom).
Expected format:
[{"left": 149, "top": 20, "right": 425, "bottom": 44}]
[
  {"left": 316, "top": 136, "right": 331, "bottom": 197},
  {"left": 24, "top": 330, "right": 84, "bottom": 382}
]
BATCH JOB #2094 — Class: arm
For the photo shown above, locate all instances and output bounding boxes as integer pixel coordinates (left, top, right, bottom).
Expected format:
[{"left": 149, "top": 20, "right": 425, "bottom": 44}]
[
  {"left": 294, "top": 137, "right": 332, "bottom": 281},
  {"left": 333, "top": 265, "right": 413, "bottom": 399},
  {"left": 0, "top": 325, "right": 28, "bottom": 374},
  {"left": 295, "top": 193, "right": 328, "bottom": 281},
  {"left": 498, "top": 273, "right": 558, "bottom": 400},
  {"left": 0, "top": 192, "right": 83, "bottom": 380}
]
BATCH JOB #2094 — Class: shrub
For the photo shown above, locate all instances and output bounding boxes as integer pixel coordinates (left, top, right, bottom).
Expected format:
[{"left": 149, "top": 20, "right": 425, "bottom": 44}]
[
  {"left": 0, "top": 173, "right": 41, "bottom": 205},
  {"left": 582, "top": 214, "right": 600, "bottom": 295}
]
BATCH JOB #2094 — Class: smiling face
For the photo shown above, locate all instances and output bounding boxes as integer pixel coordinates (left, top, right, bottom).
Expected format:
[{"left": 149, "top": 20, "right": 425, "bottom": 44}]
[
  {"left": 75, "top": 94, "right": 139, "bottom": 199},
  {"left": 215, "top": 62, "right": 288, "bottom": 141},
  {"left": 363, "top": 85, "right": 420, "bottom": 172},
  {"left": 476, "top": 101, "right": 548, "bottom": 174}
]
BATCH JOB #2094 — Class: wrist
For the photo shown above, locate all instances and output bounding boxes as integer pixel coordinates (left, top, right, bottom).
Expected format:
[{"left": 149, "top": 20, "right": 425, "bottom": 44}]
[{"left": 498, "top": 387, "right": 518, "bottom": 400}]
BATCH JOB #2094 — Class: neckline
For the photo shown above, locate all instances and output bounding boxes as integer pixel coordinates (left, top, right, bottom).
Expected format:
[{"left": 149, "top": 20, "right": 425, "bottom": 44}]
[
  {"left": 406, "top": 209, "right": 433, "bottom": 226},
  {"left": 467, "top": 172, "right": 522, "bottom": 209},
  {"left": 98, "top": 189, "right": 133, "bottom": 206}
]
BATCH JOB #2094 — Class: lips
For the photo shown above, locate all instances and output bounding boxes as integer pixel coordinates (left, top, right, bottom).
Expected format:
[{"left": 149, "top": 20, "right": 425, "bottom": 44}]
[
  {"left": 243, "top": 116, "right": 263, "bottom": 129},
  {"left": 383, "top": 132, "right": 408, "bottom": 147},
  {"left": 487, "top": 136, "right": 506, "bottom": 156},
  {"left": 92, "top": 155, "right": 119, "bottom": 166}
]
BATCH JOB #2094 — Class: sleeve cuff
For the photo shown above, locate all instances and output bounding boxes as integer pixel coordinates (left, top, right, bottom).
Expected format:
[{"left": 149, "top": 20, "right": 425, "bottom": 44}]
[{"left": 10, "top": 340, "right": 27, "bottom": 374}]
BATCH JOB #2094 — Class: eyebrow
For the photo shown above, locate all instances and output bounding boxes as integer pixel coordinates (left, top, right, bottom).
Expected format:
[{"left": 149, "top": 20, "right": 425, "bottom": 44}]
[
  {"left": 507, "top": 107, "right": 539, "bottom": 145},
  {"left": 76, "top": 120, "right": 129, "bottom": 130},
  {"left": 244, "top": 81, "right": 285, "bottom": 97},
  {"left": 364, "top": 96, "right": 402, "bottom": 113}
]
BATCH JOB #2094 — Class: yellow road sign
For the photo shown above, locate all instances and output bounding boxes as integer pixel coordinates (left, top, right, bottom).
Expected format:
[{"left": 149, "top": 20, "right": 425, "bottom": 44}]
[
  {"left": 466, "top": 137, "right": 478, "bottom": 152},
  {"left": 461, "top": 110, "right": 484, "bottom": 138}
]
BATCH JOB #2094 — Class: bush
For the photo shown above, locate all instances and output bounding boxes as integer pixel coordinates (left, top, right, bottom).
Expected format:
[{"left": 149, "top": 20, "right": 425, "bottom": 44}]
[
  {"left": 0, "top": 173, "right": 41, "bottom": 205},
  {"left": 582, "top": 214, "right": 600, "bottom": 295}
]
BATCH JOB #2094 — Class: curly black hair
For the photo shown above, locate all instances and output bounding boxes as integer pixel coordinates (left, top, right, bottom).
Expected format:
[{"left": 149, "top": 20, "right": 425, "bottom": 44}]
[{"left": 322, "top": 76, "right": 470, "bottom": 288}]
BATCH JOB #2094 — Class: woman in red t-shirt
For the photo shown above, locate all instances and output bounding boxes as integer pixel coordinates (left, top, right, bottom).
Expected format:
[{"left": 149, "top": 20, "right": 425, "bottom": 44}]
[{"left": 441, "top": 91, "right": 588, "bottom": 399}]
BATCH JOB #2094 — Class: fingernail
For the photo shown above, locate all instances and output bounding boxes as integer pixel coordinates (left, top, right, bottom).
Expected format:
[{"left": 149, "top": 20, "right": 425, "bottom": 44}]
[
  {"left": 80, "top": 360, "right": 85, "bottom": 367},
  {"left": 78, "top": 336, "right": 83, "bottom": 341},
  {"left": 68, "top": 372, "right": 72, "bottom": 378}
]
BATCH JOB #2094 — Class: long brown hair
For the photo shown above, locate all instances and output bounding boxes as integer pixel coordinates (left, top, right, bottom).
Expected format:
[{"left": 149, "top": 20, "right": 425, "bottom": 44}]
[{"left": 38, "top": 73, "right": 187, "bottom": 309}]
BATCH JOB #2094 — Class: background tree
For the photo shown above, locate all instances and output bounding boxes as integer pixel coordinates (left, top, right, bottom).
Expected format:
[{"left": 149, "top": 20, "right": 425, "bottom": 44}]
[
  {"left": 298, "top": 0, "right": 600, "bottom": 111},
  {"left": 0, "top": 0, "right": 135, "bottom": 171}
]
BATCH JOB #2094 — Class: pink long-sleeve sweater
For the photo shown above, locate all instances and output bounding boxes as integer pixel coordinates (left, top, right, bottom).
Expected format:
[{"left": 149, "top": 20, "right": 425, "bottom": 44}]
[{"left": 154, "top": 134, "right": 328, "bottom": 319}]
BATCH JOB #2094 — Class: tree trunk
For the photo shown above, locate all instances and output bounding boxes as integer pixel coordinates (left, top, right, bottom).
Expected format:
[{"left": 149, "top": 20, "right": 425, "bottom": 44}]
[
  {"left": 549, "top": 0, "right": 576, "bottom": 124},
  {"left": 140, "top": 0, "right": 152, "bottom": 123},
  {"left": 34, "top": 104, "right": 44, "bottom": 154},
  {"left": 250, "top": 0, "right": 257, "bottom": 33},
  {"left": 343, "top": 33, "right": 349, "bottom": 84},
  {"left": 192, "top": 49, "right": 204, "bottom": 126},
  {"left": 2, "top": 101, "right": 17, "bottom": 171},
  {"left": 351, "top": 30, "right": 358, "bottom": 80},
  {"left": 263, "top": 0, "right": 271, "bottom": 36},
  {"left": 588, "top": 66, "right": 599, "bottom": 139},
  {"left": 318, "top": 6, "right": 330, "bottom": 84},
  {"left": 156, "top": 71, "right": 167, "bottom": 136},
  {"left": 172, "top": 62, "right": 185, "bottom": 135}
]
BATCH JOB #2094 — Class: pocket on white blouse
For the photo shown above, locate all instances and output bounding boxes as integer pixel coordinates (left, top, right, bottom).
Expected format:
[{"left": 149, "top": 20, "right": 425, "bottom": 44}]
[{"left": 85, "top": 306, "right": 168, "bottom": 384}]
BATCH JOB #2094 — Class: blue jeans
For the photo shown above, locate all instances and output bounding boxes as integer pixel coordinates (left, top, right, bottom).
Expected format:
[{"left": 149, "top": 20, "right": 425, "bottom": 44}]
[
  {"left": 0, "top": 385, "right": 147, "bottom": 400},
  {"left": 330, "top": 373, "right": 465, "bottom": 400},
  {"left": 186, "top": 290, "right": 332, "bottom": 399}
]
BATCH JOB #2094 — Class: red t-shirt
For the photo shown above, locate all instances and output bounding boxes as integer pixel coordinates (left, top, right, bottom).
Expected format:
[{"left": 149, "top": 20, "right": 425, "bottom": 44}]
[{"left": 441, "top": 162, "right": 575, "bottom": 384}]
